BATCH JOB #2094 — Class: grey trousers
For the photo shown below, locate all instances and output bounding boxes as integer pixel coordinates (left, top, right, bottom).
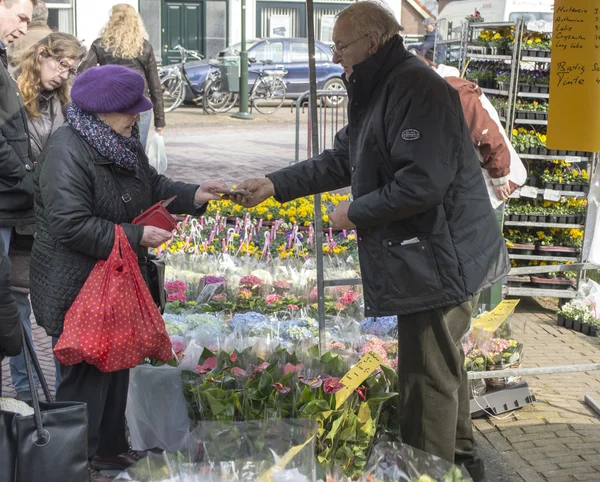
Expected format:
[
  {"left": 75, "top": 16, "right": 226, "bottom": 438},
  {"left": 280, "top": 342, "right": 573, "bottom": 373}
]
[{"left": 397, "top": 297, "right": 484, "bottom": 482}]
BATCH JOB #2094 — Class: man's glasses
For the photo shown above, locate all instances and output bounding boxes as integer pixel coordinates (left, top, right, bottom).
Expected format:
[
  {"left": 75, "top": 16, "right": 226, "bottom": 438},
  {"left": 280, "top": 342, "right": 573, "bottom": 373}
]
[
  {"left": 330, "top": 34, "right": 370, "bottom": 55},
  {"left": 54, "top": 57, "right": 78, "bottom": 78}
]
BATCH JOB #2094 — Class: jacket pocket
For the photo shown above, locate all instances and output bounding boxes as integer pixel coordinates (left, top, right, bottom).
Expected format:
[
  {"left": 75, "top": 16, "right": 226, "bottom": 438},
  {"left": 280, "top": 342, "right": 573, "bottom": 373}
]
[{"left": 383, "top": 238, "right": 442, "bottom": 298}]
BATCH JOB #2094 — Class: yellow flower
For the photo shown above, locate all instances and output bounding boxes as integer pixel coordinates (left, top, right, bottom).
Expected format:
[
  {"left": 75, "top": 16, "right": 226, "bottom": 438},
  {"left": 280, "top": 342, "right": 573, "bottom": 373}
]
[{"left": 527, "top": 39, "right": 533, "bottom": 45}]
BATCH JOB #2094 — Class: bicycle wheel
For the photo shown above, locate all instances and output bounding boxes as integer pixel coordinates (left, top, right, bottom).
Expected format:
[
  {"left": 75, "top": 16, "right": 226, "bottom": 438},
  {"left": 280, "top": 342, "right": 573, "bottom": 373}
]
[
  {"left": 203, "top": 76, "right": 237, "bottom": 115},
  {"left": 252, "top": 76, "right": 286, "bottom": 115},
  {"left": 161, "top": 75, "right": 184, "bottom": 113}
]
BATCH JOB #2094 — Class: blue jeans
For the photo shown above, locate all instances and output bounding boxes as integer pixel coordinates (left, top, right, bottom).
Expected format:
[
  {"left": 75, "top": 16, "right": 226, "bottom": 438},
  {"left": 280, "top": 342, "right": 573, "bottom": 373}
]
[
  {"left": 0, "top": 227, "right": 40, "bottom": 393},
  {"left": 139, "top": 109, "right": 153, "bottom": 151}
]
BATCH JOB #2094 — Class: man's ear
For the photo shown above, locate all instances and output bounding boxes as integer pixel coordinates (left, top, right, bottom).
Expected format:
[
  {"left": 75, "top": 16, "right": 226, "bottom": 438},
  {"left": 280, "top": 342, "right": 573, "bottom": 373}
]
[{"left": 367, "top": 32, "right": 380, "bottom": 55}]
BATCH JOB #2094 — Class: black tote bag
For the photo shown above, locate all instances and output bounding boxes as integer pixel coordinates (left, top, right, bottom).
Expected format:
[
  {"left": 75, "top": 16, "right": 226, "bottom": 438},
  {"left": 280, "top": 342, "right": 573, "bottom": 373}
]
[{"left": 0, "top": 332, "right": 89, "bottom": 482}]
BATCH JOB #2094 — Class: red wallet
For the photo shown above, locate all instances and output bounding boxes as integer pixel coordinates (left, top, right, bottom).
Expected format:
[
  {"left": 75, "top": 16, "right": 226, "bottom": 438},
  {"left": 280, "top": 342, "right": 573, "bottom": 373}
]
[{"left": 132, "top": 196, "right": 178, "bottom": 231}]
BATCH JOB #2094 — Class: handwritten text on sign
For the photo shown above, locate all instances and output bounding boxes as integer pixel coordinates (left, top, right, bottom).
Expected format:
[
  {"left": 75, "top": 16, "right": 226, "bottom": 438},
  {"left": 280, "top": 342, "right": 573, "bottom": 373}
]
[{"left": 547, "top": 1, "right": 600, "bottom": 152}]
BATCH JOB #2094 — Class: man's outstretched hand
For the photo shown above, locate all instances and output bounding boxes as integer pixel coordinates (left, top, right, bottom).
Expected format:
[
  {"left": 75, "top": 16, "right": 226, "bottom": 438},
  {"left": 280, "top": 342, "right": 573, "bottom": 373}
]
[{"left": 228, "top": 178, "right": 275, "bottom": 208}]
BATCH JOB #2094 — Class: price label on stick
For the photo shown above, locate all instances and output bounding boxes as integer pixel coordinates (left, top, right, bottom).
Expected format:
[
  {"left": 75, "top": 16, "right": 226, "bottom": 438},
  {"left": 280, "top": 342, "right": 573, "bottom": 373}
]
[
  {"left": 334, "top": 351, "right": 383, "bottom": 409},
  {"left": 520, "top": 186, "right": 539, "bottom": 199},
  {"left": 543, "top": 189, "right": 562, "bottom": 202},
  {"left": 565, "top": 156, "right": 584, "bottom": 163}
]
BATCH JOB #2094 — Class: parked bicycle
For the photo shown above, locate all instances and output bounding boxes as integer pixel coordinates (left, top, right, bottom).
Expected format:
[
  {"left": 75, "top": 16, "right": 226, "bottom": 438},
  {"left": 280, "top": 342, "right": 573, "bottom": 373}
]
[
  {"left": 160, "top": 45, "right": 230, "bottom": 114},
  {"left": 203, "top": 58, "right": 287, "bottom": 115}
]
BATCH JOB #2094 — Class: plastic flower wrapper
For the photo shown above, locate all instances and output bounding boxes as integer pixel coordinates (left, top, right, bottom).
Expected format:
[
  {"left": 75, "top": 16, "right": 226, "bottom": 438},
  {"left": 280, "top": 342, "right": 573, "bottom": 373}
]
[
  {"left": 461, "top": 334, "right": 486, "bottom": 398},
  {"left": 196, "top": 275, "right": 228, "bottom": 304},
  {"left": 360, "top": 316, "right": 398, "bottom": 339},
  {"left": 187, "top": 314, "right": 232, "bottom": 351},
  {"left": 359, "top": 441, "right": 471, "bottom": 482},
  {"left": 117, "top": 419, "right": 319, "bottom": 482}
]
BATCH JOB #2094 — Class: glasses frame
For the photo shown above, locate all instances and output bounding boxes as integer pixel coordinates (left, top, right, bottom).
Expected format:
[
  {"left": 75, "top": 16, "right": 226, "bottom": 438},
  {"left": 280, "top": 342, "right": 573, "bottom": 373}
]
[
  {"left": 330, "top": 33, "right": 370, "bottom": 56},
  {"left": 53, "top": 57, "right": 78, "bottom": 78}
]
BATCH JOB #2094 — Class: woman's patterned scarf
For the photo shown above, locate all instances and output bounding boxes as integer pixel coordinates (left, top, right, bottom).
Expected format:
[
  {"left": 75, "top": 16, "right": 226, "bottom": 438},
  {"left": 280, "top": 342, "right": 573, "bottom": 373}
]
[{"left": 66, "top": 103, "right": 140, "bottom": 172}]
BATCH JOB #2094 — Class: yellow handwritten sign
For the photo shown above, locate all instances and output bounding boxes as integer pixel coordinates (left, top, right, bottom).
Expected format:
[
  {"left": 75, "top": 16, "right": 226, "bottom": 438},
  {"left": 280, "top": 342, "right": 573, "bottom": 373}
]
[
  {"left": 334, "top": 351, "right": 383, "bottom": 409},
  {"left": 472, "top": 299, "right": 520, "bottom": 333},
  {"left": 547, "top": 0, "right": 600, "bottom": 152}
]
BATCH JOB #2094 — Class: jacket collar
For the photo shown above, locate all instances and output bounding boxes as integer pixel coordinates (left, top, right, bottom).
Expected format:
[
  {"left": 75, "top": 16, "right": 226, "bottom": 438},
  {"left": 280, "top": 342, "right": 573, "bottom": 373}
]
[{"left": 344, "top": 35, "right": 408, "bottom": 104}]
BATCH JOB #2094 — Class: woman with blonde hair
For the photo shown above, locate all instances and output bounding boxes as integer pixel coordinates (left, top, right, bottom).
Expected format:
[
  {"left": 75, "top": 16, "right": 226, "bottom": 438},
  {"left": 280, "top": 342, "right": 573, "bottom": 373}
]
[
  {"left": 18, "top": 32, "right": 86, "bottom": 161},
  {"left": 79, "top": 3, "right": 165, "bottom": 149},
  {"left": 9, "top": 32, "right": 85, "bottom": 398}
]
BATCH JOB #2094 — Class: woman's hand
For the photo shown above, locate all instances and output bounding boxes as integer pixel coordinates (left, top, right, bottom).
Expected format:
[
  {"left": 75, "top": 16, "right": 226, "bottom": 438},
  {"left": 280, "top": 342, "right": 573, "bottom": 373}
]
[
  {"left": 195, "top": 181, "right": 229, "bottom": 206},
  {"left": 140, "top": 226, "right": 173, "bottom": 248},
  {"left": 155, "top": 127, "right": 164, "bottom": 135}
]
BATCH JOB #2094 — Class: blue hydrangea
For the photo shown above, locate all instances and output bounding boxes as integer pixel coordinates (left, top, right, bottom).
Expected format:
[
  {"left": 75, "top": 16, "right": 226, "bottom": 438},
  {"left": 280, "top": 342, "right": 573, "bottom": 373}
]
[
  {"left": 360, "top": 316, "right": 398, "bottom": 337},
  {"left": 230, "top": 312, "right": 270, "bottom": 336},
  {"left": 163, "top": 314, "right": 188, "bottom": 336}
]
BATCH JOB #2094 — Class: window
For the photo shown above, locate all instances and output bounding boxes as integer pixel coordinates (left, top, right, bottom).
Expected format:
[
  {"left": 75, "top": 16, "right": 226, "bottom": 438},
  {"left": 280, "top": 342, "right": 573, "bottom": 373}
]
[
  {"left": 290, "top": 42, "right": 330, "bottom": 62},
  {"left": 251, "top": 42, "right": 284, "bottom": 63}
]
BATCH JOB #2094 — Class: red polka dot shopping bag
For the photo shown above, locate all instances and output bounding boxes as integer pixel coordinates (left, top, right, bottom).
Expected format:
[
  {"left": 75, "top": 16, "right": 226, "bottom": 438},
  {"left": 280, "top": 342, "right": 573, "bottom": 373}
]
[{"left": 54, "top": 224, "right": 172, "bottom": 372}]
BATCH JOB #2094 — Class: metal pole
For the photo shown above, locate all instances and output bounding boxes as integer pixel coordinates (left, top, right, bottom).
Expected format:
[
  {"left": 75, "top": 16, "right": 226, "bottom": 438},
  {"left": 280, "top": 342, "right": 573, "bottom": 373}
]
[
  {"left": 305, "top": 0, "right": 324, "bottom": 353},
  {"left": 468, "top": 363, "right": 600, "bottom": 380},
  {"left": 232, "top": 0, "right": 253, "bottom": 120}
]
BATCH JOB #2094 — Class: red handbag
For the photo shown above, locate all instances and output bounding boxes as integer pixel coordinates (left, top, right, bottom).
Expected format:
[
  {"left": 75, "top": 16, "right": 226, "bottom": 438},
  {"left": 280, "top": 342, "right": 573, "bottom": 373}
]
[{"left": 54, "top": 224, "right": 172, "bottom": 372}]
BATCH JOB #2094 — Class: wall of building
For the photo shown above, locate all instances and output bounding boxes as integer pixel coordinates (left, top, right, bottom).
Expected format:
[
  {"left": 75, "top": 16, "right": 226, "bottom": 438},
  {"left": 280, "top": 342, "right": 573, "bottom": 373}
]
[
  {"left": 75, "top": 0, "right": 138, "bottom": 47},
  {"left": 401, "top": 1, "right": 425, "bottom": 35}
]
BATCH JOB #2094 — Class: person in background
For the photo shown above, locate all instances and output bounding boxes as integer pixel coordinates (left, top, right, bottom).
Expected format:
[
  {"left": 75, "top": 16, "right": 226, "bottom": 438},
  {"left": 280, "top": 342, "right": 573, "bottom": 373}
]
[
  {"left": 15, "top": 32, "right": 86, "bottom": 390},
  {"left": 0, "top": 0, "right": 40, "bottom": 403},
  {"left": 229, "top": 2, "right": 508, "bottom": 481},
  {"left": 410, "top": 17, "right": 445, "bottom": 64},
  {"left": 7, "top": 0, "right": 50, "bottom": 67},
  {"left": 0, "top": 236, "right": 22, "bottom": 396},
  {"left": 416, "top": 56, "right": 526, "bottom": 207},
  {"left": 78, "top": 3, "right": 165, "bottom": 149},
  {"left": 30, "top": 65, "right": 225, "bottom": 482}
]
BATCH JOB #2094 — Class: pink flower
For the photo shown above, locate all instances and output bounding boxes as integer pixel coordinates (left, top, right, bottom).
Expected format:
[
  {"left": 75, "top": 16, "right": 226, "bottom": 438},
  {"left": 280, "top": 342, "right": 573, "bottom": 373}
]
[
  {"left": 273, "top": 280, "right": 291, "bottom": 292},
  {"left": 326, "top": 341, "right": 345, "bottom": 351},
  {"left": 283, "top": 363, "right": 304, "bottom": 375},
  {"left": 309, "top": 287, "right": 318, "bottom": 300},
  {"left": 165, "top": 280, "right": 187, "bottom": 294},
  {"left": 202, "top": 275, "right": 226, "bottom": 285},
  {"left": 194, "top": 356, "right": 217, "bottom": 374},
  {"left": 299, "top": 376, "right": 323, "bottom": 389},
  {"left": 171, "top": 339, "right": 185, "bottom": 355},
  {"left": 323, "top": 377, "right": 344, "bottom": 394},
  {"left": 339, "top": 290, "right": 360, "bottom": 306},
  {"left": 240, "top": 275, "right": 262, "bottom": 290},
  {"left": 167, "top": 291, "right": 187, "bottom": 303},
  {"left": 236, "top": 288, "right": 254, "bottom": 300},
  {"left": 271, "top": 383, "right": 291, "bottom": 395},
  {"left": 230, "top": 353, "right": 237, "bottom": 363},
  {"left": 334, "top": 302, "right": 345, "bottom": 311},
  {"left": 211, "top": 294, "right": 227, "bottom": 302},
  {"left": 288, "top": 304, "right": 300, "bottom": 311},
  {"left": 252, "top": 362, "right": 270, "bottom": 375},
  {"left": 266, "top": 294, "right": 282, "bottom": 305},
  {"left": 231, "top": 367, "right": 247, "bottom": 377}
]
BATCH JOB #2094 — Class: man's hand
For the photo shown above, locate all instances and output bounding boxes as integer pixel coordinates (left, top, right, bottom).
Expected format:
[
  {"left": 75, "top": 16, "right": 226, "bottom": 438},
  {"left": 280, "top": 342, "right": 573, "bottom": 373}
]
[
  {"left": 493, "top": 183, "right": 511, "bottom": 201},
  {"left": 228, "top": 178, "right": 275, "bottom": 208},
  {"left": 155, "top": 127, "right": 164, "bottom": 136},
  {"left": 140, "top": 226, "right": 173, "bottom": 248},
  {"left": 195, "top": 181, "right": 229, "bottom": 205},
  {"left": 329, "top": 201, "right": 356, "bottom": 230}
]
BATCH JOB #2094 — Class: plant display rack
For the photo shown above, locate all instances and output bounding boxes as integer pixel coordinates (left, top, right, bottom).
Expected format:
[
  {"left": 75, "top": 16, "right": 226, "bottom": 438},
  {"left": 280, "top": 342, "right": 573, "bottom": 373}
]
[{"left": 461, "top": 19, "right": 599, "bottom": 300}]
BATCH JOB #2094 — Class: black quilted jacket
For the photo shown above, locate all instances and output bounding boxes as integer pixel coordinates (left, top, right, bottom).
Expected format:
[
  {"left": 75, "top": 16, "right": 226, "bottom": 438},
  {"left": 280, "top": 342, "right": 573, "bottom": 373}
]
[{"left": 30, "top": 124, "right": 205, "bottom": 337}]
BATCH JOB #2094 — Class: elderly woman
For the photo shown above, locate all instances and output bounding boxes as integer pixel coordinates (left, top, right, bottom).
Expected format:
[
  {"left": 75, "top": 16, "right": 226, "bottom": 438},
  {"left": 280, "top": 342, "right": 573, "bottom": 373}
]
[{"left": 30, "top": 64, "right": 225, "bottom": 482}]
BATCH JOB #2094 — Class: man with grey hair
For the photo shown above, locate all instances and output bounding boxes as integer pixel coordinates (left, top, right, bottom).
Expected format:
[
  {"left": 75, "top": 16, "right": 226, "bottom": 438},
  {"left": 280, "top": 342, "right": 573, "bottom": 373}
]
[
  {"left": 8, "top": 0, "right": 50, "bottom": 64},
  {"left": 232, "top": 2, "right": 508, "bottom": 480}
]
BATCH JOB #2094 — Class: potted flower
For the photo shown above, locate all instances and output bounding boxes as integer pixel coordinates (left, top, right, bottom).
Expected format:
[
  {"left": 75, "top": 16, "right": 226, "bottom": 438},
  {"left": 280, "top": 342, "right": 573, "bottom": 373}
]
[{"left": 484, "top": 338, "right": 524, "bottom": 389}]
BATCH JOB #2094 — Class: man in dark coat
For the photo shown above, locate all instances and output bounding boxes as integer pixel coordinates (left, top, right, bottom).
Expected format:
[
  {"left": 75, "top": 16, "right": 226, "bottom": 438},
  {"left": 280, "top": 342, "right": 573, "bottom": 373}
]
[
  {"left": 0, "top": 0, "right": 40, "bottom": 402},
  {"left": 230, "top": 2, "right": 509, "bottom": 480},
  {"left": 411, "top": 17, "right": 446, "bottom": 64}
]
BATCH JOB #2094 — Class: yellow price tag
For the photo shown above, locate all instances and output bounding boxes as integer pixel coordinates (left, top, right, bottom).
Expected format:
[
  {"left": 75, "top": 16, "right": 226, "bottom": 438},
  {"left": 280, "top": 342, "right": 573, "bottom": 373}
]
[
  {"left": 334, "top": 351, "right": 383, "bottom": 409},
  {"left": 472, "top": 299, "right": 520, "bottom": 333}
]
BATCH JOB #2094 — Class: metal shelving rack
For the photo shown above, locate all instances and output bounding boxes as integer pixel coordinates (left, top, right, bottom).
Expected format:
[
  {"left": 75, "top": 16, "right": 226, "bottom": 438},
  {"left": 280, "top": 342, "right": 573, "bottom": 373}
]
[{"left": 462, "top": 20, "right": 599, "bottom": 299}]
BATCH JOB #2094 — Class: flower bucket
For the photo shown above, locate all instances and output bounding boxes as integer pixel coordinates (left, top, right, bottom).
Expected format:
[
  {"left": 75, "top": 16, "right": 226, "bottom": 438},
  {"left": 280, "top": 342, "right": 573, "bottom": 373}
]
[{"left": 486, "top": 362, "right": 522, "bottom": 390}]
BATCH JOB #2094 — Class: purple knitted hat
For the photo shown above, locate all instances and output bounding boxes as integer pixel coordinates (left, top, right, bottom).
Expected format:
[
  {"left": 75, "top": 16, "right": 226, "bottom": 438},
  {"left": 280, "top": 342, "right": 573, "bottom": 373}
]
[{"left": 71, "top": 65, "right": 153, "bottom": 114}]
